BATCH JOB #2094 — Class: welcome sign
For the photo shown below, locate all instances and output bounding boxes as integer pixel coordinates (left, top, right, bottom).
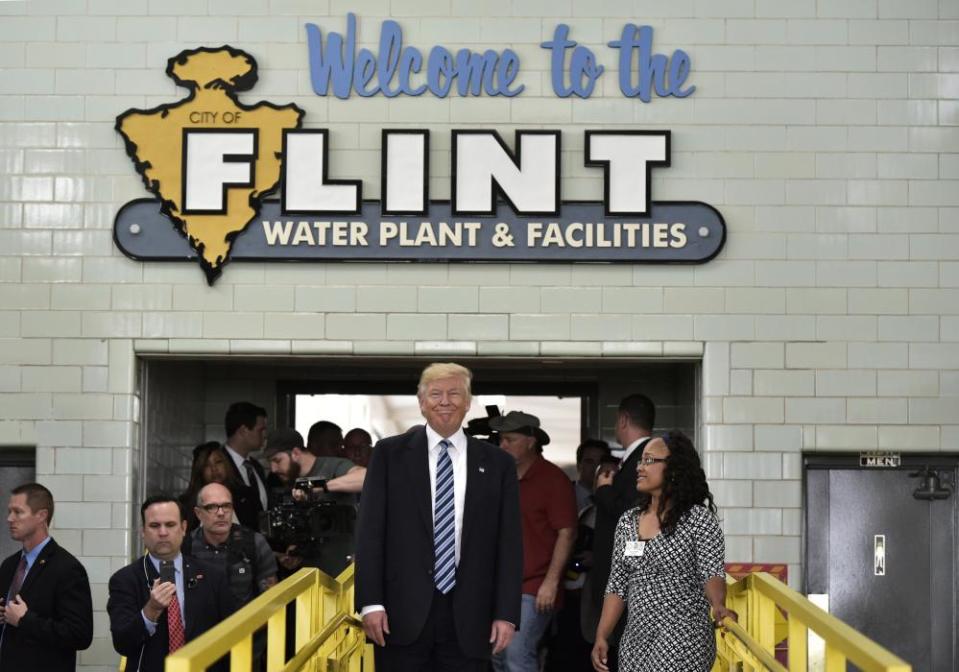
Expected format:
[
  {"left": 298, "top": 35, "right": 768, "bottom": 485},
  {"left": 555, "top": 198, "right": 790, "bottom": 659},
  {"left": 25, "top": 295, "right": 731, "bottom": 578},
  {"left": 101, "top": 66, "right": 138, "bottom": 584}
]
[
  {"left": 114, "top": 20, "right": 726, "bottom": 285},
  {"left": 304, "top": 13, "right": 695, "bottom": 100}
]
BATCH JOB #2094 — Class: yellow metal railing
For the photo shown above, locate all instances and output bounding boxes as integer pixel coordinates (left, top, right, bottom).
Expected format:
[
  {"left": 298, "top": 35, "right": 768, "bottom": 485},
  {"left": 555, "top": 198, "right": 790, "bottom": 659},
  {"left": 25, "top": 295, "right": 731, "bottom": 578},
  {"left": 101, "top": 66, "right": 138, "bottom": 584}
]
[
  {"left": 164, "top": 564, "right": 374, "bottom": 672},
  {"left": 150, "top": 566, "right": 911, "bottom": 672},
  {"left": 713, "top": 572, "right": 911, "bottom": 672}
]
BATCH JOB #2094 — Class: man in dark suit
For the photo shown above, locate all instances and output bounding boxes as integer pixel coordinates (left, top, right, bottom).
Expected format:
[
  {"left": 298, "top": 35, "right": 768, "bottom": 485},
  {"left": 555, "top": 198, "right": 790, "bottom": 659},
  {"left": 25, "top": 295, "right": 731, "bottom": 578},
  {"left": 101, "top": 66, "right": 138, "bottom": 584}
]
[
  {"left": 585, "top": 393, "right": 655, "bottom": 671},
  {"left": 0, "top": 482, "right": 93, "bottom": 671},
  {"left": 107, "top": 495, "right": 235, "bottom": 672},
  {"left": 221, "top": 401, "right": 270, "bottom": 529},
  {"left": 356, "top": 362, "right": 523, "bottom": 671}
]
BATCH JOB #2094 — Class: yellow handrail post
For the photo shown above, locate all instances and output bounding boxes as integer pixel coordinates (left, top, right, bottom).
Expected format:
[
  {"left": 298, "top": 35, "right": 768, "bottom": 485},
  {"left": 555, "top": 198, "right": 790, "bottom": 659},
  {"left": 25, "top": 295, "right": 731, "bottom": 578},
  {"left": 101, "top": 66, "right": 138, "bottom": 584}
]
[
  {"left": 295, "top": 581, "right": 313, "bottom": 660},
  {"left": 229, "top": 637, "right": 253, "bottom": 672},
  {"left": 753, "top": 577, "right": 776, "bottom": 654},
  {"left": 787, "top": 614, "right": 807, "bottom": 672},
  {"left": 747, "top": 582, "right": 761, "bottom": 644},
  {"left": 824, "top": 642, "right": 846, "bottom": 672},
  {"left": 266, "top": 606, "right": 286, "bottom": 672},
  {"left": 322, "top": 582, "right": 339, "bottom": 630}
]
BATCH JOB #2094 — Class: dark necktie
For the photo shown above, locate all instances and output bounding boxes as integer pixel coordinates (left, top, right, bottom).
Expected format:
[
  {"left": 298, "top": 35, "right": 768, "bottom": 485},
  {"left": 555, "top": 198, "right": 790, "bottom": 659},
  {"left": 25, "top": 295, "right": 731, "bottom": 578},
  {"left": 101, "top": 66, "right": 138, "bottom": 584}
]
[
  {"left": 6, "top": 555, "right": 26, "bottom": 601},
  {"left": 0, "top": 554, "right": 27, "bottom": 651},
  {"left": 433, "top": 440, "right": 456, "bottom": 594},
  {"left": 243, "top": 459, "right": 263, "bottom": 508}
]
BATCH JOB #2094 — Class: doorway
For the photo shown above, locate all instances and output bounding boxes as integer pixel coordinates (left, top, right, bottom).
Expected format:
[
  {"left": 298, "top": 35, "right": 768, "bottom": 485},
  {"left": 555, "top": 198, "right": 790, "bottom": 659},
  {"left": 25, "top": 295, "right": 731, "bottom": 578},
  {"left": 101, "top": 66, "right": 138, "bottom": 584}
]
[
  {"left": 804, "top": 455, "right": 958, "bottom": 670},
  {"left": 137, "top": 355, "right": 698, "bottom": 553},
  {"left": 293, "top": 393, "right": 583, "bottom": 472}
]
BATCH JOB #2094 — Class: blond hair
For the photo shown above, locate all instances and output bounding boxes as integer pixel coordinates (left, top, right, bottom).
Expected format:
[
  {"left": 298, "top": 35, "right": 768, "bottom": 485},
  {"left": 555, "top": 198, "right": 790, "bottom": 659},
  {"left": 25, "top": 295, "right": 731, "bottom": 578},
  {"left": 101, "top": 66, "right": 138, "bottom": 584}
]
[{"left": 418, "top": 362, "right": 473, "bottom": 399}]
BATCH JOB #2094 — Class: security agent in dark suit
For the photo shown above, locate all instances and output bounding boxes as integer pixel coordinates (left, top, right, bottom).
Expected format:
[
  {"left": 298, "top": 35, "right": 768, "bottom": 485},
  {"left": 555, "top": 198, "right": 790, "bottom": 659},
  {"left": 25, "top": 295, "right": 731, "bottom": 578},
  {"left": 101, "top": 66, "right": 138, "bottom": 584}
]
[
  {"left": 355, "top": 362, "right": 523, "bottom": 671},
  {"left": 221, "top": 401, "right": 271, "bottom": 530},
  {"left": 0, "top": 483, "right": 93, "bottom": 671},
  {"left": 107, "top": 495, "right": 235, "bottom": 672},
  {"left": 585, "top": 394, "right": 654, "bottom": 671}
]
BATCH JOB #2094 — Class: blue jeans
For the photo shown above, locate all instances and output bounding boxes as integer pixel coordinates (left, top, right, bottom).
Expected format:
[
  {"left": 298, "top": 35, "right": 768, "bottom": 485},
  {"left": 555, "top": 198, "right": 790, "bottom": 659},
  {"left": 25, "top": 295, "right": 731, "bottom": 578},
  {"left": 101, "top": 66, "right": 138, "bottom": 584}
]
[{"left": 492, "top": 593, "right": 553, "bottom": 672}]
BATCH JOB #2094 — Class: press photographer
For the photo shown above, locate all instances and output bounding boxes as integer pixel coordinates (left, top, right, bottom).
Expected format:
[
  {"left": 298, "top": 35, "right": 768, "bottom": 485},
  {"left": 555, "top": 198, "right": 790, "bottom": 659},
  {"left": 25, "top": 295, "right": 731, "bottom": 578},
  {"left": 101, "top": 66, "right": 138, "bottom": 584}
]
[
  {"left": 263, "top": 428, "right": 366, "bottom": 576},
  {"left": 185, "top": 483, "right": 277, "bottom": 607}
]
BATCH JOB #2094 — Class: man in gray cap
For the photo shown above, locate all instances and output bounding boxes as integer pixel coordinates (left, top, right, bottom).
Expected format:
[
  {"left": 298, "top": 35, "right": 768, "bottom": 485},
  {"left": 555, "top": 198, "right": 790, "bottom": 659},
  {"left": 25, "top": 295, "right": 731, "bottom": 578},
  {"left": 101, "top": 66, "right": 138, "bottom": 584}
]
[
  {"left": 263, "top": 427, "right": 366, "bottom": 576},
  {"left": 264, "top": 428, "right": 303, "bottom": 486},
  {"left": 265, "top": 427, "right": 365, "bottom": 492},
  {"left": 489, "top": 411, "right": 578, "bottom": 672}
]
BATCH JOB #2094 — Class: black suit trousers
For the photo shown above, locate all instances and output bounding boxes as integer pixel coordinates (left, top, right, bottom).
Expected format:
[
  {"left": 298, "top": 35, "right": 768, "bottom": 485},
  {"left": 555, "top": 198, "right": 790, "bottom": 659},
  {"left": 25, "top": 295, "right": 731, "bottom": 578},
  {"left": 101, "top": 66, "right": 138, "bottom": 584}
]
[{"left": 375, "top": 590, "right": 486, "bottom": 672}]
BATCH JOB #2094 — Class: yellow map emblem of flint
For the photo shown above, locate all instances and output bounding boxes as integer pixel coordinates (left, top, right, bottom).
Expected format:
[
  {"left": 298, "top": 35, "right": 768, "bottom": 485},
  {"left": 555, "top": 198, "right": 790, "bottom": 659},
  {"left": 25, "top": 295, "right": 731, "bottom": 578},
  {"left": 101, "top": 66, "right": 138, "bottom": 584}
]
[{"left": 116, "top": 46, "right": 304, "bottom": 283}]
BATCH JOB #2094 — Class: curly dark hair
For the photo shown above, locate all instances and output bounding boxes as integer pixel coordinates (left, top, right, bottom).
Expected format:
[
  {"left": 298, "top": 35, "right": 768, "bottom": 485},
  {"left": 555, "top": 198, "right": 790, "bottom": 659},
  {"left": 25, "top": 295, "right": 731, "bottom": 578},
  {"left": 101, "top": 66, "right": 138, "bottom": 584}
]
[{"left": 638, "top": 430, "right": 716, "bottom": 536}]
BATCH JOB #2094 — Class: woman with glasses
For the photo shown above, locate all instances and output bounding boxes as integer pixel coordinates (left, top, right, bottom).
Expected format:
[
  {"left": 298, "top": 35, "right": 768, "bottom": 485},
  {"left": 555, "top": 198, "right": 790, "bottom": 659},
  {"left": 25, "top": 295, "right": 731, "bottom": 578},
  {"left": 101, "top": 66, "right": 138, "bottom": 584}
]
[{"left": 591, "top": 431, "right": 735, "bottom": 672}]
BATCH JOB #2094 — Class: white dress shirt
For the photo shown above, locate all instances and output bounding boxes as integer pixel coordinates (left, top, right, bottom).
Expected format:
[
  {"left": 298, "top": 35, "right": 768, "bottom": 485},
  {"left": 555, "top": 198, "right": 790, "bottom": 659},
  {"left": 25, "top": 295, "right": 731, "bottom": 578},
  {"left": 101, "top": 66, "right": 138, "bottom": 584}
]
[
  {"left": 361, "top": 424, "right": 469, "bottom": 617},
  {"left": 622, "top": 435, "right": 651, "bottom": 464},
  {"left": 224, "top": 443, "right": 268, "bottom": 510},
  {"left": 425, "top": 424, "right": 468, "bottom": 567}
]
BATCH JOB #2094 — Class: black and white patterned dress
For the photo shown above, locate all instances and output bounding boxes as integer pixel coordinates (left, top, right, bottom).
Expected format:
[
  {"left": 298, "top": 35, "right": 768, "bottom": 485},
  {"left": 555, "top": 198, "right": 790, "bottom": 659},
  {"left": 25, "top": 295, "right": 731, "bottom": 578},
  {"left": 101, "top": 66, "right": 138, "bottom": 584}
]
[{"left": 605, "top": 504, "right": 725, "bottom": 672}]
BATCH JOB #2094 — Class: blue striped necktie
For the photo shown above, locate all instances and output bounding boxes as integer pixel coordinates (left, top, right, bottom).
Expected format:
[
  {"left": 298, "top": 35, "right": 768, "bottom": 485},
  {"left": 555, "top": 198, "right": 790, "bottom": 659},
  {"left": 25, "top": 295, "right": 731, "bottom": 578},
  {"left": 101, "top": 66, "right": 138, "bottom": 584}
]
[{"left": 433, "top": 439, "right": 456, "bottom": 593}]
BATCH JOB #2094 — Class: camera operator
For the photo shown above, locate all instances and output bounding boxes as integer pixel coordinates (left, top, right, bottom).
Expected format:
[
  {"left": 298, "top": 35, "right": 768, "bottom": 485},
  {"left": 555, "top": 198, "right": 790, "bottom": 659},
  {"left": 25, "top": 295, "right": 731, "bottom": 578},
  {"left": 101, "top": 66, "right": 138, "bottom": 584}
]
[
  {"left": 266, "top": 428, "right": 365, "bottom": 491},
  {"left": 263, "top": 428, "right": 366, "bottom": 577},
  {"left": 185, "top": 483, "right": 277, "bottom": 607}
]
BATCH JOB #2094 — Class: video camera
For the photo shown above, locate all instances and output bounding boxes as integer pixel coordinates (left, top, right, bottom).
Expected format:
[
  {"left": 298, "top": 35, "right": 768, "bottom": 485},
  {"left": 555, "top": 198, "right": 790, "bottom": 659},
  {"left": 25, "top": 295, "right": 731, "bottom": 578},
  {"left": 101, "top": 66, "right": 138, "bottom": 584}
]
[
  {"left": 260, "top": 477, "right": 356, "bottom": 552},
  {"left": 465, "top": 404, "right": 502, "bottom": 444}
]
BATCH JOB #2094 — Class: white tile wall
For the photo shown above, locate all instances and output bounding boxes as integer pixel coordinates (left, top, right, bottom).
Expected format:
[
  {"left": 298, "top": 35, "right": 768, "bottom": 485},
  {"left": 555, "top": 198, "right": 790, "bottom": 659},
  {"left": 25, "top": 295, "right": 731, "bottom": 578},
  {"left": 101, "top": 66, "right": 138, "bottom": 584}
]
[{"left": 0, "top": 4, "right": 956, "bottom": 667}]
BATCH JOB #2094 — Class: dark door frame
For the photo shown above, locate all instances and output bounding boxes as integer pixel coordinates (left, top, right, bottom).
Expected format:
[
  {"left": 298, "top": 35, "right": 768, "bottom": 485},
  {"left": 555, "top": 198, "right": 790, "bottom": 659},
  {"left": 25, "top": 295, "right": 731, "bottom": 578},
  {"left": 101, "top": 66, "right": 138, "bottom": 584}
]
[
  {"left": 803, "top": 452, "right": 959, "bottom": 669},
  {"left": 0, "top": 446, "right": 34, "bottom": 468}
]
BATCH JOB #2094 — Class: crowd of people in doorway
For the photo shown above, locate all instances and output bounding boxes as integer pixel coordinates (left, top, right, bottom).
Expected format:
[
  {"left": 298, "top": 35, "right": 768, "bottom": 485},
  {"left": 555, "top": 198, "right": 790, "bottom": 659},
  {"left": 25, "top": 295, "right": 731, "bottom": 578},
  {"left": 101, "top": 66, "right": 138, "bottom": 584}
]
[{"left": 0, "top": 361, "right": 732, "bottom": 672}]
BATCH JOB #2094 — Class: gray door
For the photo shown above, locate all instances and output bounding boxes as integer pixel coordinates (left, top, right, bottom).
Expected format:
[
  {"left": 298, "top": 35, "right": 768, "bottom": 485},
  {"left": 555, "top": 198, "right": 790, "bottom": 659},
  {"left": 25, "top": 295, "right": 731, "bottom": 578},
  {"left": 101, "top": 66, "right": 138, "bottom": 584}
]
[
  {"left": 805, "top": 456, "right": 958, "bottom": 671},
  {"left": 0, "top": 448, "right": 36, "bottom": 561}
]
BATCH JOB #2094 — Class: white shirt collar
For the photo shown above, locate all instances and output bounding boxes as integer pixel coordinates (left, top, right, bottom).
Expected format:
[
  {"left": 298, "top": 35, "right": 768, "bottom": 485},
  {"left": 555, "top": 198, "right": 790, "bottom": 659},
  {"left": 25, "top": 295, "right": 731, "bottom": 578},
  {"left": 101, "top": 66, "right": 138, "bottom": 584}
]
[
  {"left": 425, "top": 424, "right": 467, "bottom": 455},
  {"left": 224, "top": 443, "right": 246, "bottom": 467},
  {"left": 622, "top": 435, "right": 651, "bottom": 462}
]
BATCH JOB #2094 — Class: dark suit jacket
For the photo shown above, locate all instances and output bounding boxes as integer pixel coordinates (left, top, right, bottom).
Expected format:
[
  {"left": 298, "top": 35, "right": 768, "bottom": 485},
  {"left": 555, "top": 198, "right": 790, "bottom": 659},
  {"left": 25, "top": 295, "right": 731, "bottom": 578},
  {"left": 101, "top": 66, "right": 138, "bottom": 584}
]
[
  {"left": 589, "top": 437, "right": 650, "bottom": 606},
  {"left": 0, "top": 538, "right": 93, "bottom": 671},
  {"left": 222, "top": 447, "right": 268, "bottom": 531},
  {"left": 355, "top": 426, "right": 523, "bottom": 660},
  {"left": 107, "top": 554, "right": 235, "bottom": 672}
]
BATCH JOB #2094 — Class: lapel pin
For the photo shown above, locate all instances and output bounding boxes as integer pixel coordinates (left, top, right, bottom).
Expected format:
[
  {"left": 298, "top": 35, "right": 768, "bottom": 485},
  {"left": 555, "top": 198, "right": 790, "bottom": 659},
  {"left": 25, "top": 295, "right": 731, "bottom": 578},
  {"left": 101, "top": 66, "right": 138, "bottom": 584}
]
[{"left": 478, "top": 467, "right": 486, "bottom": 473}]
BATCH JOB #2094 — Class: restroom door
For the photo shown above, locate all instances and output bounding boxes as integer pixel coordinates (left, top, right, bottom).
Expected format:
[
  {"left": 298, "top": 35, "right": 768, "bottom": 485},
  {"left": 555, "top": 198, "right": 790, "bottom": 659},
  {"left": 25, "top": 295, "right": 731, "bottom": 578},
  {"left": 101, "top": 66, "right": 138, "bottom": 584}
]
[
  {"left": 805, "top": 456, "right": 958, "bottom": 670},
  {"left": 0, "top": 447, "right": 35, "bottom": 560}
]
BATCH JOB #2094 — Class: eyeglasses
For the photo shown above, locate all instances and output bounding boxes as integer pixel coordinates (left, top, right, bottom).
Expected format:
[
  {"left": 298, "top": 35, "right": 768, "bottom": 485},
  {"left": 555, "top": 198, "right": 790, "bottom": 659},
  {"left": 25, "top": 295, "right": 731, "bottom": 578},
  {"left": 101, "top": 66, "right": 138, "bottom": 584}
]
[
  {"left": 639, "top": 456, "right": 668, "bottom": 466},
  {"left": 199, "top": 502, "right": 234, "bottom": 514}
]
